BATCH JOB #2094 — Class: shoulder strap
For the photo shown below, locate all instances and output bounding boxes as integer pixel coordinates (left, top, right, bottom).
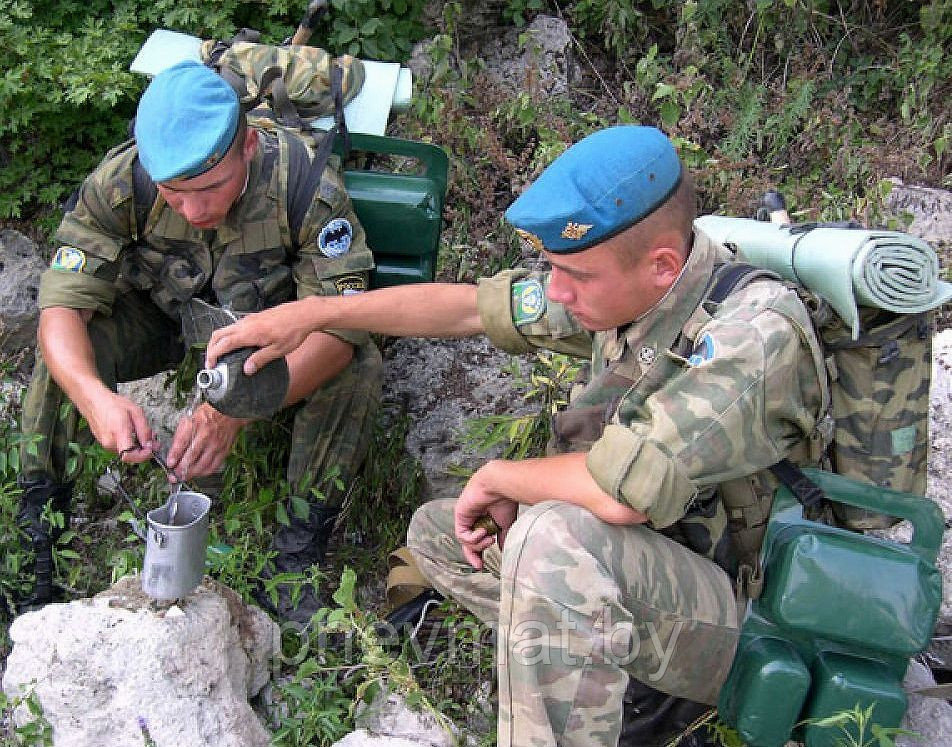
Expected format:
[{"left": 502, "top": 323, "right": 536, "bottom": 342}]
[
  {"left": 285, "top": 131, "right": 313, "bottom": 245},
  {"left": 707, "top": 262, "right": 780, "bottom": 303},
  {"left": 131, "top": 156, "right": 158, "bottom": 240},
  {"left": 769, "top": 459, "right": 826, "bottom": 511},
  {"left": 286, "top": 63, "right": 349, "bottom": 250}
]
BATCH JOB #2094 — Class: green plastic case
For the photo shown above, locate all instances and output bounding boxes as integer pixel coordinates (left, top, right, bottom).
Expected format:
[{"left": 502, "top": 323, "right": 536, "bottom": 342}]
[
  {"left": 341, "top": 133, "right": 449, "bottom": 288},
  {"left": 718, "top": 469, "right": 943, "bottom": 747}
]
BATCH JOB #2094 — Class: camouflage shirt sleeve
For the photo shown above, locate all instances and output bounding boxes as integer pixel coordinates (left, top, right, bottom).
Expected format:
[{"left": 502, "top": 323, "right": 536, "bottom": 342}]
[
  {"left": 586, "top": 282, "right": 824, "bottom": 528},
  {"left": 476, "top": 268, "right": 593, "bottom": 358},
  {"left": 39, "top": 144, "right": 138, "bottom": 315},
  {"left": 291, "top": 152, "right": 374, "bottom": 347}
]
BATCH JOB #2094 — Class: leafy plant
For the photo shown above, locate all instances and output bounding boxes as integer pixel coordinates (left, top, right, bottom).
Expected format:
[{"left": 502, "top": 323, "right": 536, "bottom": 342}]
[
  {"left": 461, "top": 352, "right": 583, "bottom": 464},
  {"left": 320, "top": 0, "right": 427, "bottom": 60},
  {"left": 802, "top": 702, "right": 917, "bottom": 747},
  {"left": 0, "top": 686, "right": 53, "bottom": 746},
  {"left": 502, "top": 0, "right": 547, "bottom": 27}
]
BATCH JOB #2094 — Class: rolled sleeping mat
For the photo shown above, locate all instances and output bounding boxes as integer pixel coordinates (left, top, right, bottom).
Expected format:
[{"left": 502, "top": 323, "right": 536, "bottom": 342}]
[{"left": 695, "top": 216, "right": 952, "bottom": 339}]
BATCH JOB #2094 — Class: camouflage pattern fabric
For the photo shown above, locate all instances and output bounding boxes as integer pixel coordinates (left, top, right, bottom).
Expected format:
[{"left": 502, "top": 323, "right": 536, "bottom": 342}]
[
  {"left": 200, "top": 40, "right": 365, "bottom": 120},
  {"left": 19, "top": 289, "right": 380, "bottom": 500},
  {"left": 23, "top": 125, "right": 380, "bottom": 506},
  {"left": 20, "top": 289, "right": 185, "bottom": 482},
  {"left": 408, "top": 499, "right": 739, "bottom": 747}
]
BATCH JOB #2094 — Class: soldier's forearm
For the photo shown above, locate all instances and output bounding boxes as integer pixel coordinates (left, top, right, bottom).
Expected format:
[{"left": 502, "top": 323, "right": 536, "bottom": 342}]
[
  {"left": 304, "top": 283, "right": 484, "bottom": 338},
  {"left": 476, "top": 453, "right": 648, "bottom": 525},
  {"left": 37, "top": 307, "right": 113, "bottom": 416},
  {"left": 282, "top": 331, "right": 354, "bottom": 407}
]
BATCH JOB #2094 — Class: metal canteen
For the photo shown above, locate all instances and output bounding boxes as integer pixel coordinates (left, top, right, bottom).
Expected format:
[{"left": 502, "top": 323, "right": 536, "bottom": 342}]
[
  {"left": 141, "top": 491, "right": 211, "bottom": 602},
  {"left": 196, "top": 346, "right": 289, "bottom": 420}
]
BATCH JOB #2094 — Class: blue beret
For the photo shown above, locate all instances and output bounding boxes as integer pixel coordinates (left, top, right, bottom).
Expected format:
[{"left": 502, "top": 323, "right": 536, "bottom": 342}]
[
  {"left": 505, "top": 126, "right": 682, "bottom": 254},
  {"left": 135, "top": 61, "right": 240, "bottom": 183}
]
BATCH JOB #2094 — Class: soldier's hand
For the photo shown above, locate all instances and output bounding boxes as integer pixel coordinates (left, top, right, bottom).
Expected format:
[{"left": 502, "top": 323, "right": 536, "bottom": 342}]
[
  {"left": 84, "top": 391, "right": 156, "bottom": 462},
  {"left": 205, "top": 301, "right": 317, "bottom": 375},
  {"left": 455, "top": 465, "right": 519, "bottom": 570},
  {"left": 165, "top": 403, "right": 248, "bottom": 481}
]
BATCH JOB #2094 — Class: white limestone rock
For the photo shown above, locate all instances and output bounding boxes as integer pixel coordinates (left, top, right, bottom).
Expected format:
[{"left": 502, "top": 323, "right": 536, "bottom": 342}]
[{"left": 2, "top": 576, "right": 278, "bottom": 747}]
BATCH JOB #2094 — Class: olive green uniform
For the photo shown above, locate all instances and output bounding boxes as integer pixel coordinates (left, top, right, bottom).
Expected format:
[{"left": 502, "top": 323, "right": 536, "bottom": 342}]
[
  {"left": 407, "top": 230, "right": 827, "bottom": 746},
  {"left": 21, "top": 125, "right": 381, "bottom": 509}
]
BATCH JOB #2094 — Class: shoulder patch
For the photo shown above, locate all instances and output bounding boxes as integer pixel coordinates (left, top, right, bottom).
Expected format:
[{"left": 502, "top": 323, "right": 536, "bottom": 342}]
[
  {"left": 687, "top": 332, "right": 716, "bottom": 366},
  {"left": 51, "top": 246, "right": 86, "bottom": 273},
  {"left": 335, "top": 274, "right": 366, "bottom": 296},
  {"left": 512, "top": 279, "right": 546, "bottom": 325},
  {"left": 318, "top": 218, "right": 353, "bottom": 258}
]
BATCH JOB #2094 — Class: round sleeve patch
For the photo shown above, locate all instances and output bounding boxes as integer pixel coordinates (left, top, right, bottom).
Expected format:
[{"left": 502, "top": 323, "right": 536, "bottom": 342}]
[
  {"left": 512, "top": 279, "right": 545, "bottom": 324},
  {"left": 318, "top": 218, "right": 353, "bottom": 258},
  {"left": 51, "top": 246, "right": 86, "bottom": 273}
]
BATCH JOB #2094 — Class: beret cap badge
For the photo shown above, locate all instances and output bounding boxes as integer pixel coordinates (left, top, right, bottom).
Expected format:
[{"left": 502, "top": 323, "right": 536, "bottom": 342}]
[
  {"left": 515, "top": 228, "right": 544, "bottom": 252},
  {"left": 561, "top": 222, "right": 593, "bottom": 240}
]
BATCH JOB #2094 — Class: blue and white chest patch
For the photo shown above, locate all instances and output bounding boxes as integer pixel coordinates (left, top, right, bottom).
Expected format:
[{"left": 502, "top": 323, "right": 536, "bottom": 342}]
[
  {"left": 51, "top": 246, "right": 86, "bottom": 273},
  {"left": 687, "top": 332, "right": 716, "bottom": 366},
  {"left": 512, "top": 279, "right": 546, "bottom": 325},
  {"left": 318, "top": 218, "right": 353, "bottom": 258}
]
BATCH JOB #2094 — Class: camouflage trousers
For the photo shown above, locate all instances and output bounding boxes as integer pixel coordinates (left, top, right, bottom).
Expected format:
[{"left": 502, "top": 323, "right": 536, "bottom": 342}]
[
  {"left": 407, "top": 499, "right": 740, "bottom": 747},
  {"left": 19, "top": 289, "right": 382, "bottom": 508}
]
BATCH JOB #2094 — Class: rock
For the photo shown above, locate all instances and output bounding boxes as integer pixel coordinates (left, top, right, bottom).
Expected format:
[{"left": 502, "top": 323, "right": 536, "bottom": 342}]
[
  {"left": 2, "top": 575, "right": 278, "bottom": 747},
  {"left": 117, "top": 373, "right": 195, "bottom": 445},
  {"left": 896, "top": 659, "right": 952, "bottom": 747},
  {"left": 332, "top": 733, "right": 431, "bottom": 747},
  {"left": 347, "top": 690, "right": 458, "bottom": 747},
  {"left": 885, "top": 180, "right": 952, "bottom": 244},
  {"left": 927, "top": 328, "right": 952, "bottom": 622},
  {"left": 408, "top": 39, "right": 438, "bottom": 86},
  {"left": 0, "top": 229, "right": 44, "bottom": 362},
  {"left": 382, "top": 335, "right": 532, "bottom": 502},
  {"left": 480, "top": 15, "right": 574, "bottom": 97}
]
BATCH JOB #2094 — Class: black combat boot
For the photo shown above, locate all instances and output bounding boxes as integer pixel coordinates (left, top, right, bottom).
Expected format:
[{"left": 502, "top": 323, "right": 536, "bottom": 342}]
[
  {"left": 16, "top": 476, "right": 73, "bottom": 611},
  {"left": 255, "top": 503, "right": 340, "bottom": 622},
  {"left": 619, "top": 678, "right": 718, "bottom": 747}
]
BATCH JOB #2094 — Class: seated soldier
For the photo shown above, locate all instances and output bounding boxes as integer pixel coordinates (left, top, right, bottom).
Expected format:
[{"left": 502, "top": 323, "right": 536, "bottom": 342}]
[
  {"left": 205, "top": 126, "right": 827, "bottom": 745},
  {"left": 18, "top": 61, "right": 381, "bottom": 620}
]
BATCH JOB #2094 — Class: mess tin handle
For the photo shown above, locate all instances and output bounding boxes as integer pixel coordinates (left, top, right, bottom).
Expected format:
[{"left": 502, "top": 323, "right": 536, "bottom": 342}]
[{"left": 798, "top": 467, "right": 944, "bottom": 564}]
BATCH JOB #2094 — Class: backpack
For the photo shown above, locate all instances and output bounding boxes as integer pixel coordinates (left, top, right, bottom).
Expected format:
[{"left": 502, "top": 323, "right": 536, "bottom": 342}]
[
  {"left": 200, "top": 31, "right": 365, "bottom": 128},
  {"left": 696, "top": 221, "right": 936, "bottom": 531}
]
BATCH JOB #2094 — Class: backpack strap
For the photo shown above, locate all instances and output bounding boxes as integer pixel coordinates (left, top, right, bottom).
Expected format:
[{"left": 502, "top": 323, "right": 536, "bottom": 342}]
[
  {"left": 673, "top": 262, "right": 780, "bottom": 356},
  {"left": 768, "top": 459, "right": 827, "bottom": 511},
  {"left": 285, "top": 131, "right": 313, "bottom": 246},
  {"left": 706, "top": 261, "right": 780, "bottom": 303}
]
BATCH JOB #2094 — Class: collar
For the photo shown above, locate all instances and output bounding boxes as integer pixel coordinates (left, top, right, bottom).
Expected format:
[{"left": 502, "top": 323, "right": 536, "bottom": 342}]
[{"left": 603, "top": 236, "right": 717, "bottom": 362}]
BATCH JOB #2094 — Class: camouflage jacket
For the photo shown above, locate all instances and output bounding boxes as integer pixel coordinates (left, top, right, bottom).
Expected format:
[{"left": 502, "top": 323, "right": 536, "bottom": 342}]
[
  {"left": 476, "top": 232, "right": 827, "bottom": 572},
  {"left": 40, "top": 125, "right": 373, "bottom": 346}
]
